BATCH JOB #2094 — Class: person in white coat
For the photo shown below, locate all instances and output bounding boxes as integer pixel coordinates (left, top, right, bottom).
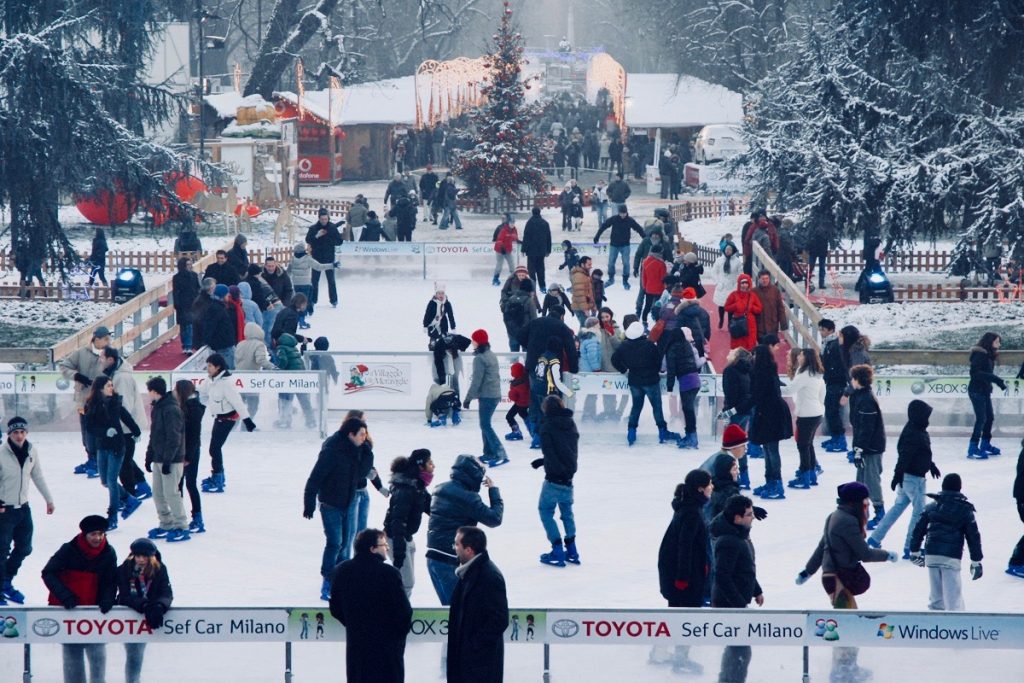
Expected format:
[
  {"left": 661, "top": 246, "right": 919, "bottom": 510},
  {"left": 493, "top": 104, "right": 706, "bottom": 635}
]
[
  {"left": 197, "top": 353, "right": 256, "bottom": 493},
  {"left": 711, "top": 243, "right": 741, "bottom": 329},
  {"left": 0, "top": 416, "right": 55, "bottom": 604},
  {"left": 787, "top": 348, "right": 826, "bottom": 490}
]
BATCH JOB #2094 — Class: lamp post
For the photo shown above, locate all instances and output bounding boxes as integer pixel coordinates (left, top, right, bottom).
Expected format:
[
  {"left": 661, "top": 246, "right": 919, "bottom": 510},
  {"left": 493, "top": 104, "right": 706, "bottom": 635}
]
[{"left": 193, "top": 1, "right": 223, "bottom": 162}]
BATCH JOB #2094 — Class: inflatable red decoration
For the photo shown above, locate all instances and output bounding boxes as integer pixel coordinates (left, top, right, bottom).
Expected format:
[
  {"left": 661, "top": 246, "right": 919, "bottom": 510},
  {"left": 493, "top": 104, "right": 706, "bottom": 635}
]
[{"left": 75, "top": 190, "right": 135, "bottom": 225}]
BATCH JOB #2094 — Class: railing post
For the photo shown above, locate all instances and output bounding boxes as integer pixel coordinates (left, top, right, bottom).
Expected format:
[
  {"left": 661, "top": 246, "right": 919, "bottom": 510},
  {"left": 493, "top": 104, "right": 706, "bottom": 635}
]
[
  {"left": 23, "top": 643, "right": 31, "bottom": 682},
  {"left": 802, "top": 645, "right": 809, "bottom": 683},
  {"left": 284, "top": 641, "right": 292, "bottom": 683},
  {"left": 543, "top": 642, "right": 551, "bottom": 683}
]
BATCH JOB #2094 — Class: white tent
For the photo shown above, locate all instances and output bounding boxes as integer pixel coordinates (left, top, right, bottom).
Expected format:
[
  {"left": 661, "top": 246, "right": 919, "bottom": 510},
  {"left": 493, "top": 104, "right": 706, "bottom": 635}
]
[
  {"left": 624, "top": 73, "right": 742, "bottom": 128},
  {"left": 274, "top": 76, "right": 418, "bottom": 126}
]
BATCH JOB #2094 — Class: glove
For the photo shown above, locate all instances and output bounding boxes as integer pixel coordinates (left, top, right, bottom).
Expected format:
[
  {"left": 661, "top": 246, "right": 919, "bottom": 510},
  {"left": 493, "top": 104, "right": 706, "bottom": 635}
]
[
  {"left": 145, "top": 603, "right": 166, "bottom": 630},
  {"left": 970, "top": 561, "right": 983, "bottom": 580},
  {"left": 632, "top": 270, "right": 639, "bottom": 278},
  {"left": 909, "top": 552, "right": 925, "bottom": 567},
  {"left": 161, "top": 462, "right": 171, "bottom": 475},
  {"left": 795, "top": 570, "right": 809, "bottom": 585},
  {"left": 853, "top": 447, "right": 865, "bottom": 470},
  {"left": 717, "top": 407, "right": 737, "bottom": 421},
  {"left": 890, "top": 476, "right": 901, "bottom": 492},
  {"left": 243, "top": 418, "right": 257, "bottom": 432},
  {"left": 99, "top": 603, "right": 112, "bottom": 615},
  {"left": 62, "top": 596, "right": 79, "bottom": 609},
  {"left": 752, "top": 506, "right": 768, "bottom": 521},
  {"left": 73, "top": 372, "right": 92, "bottom": 387},
  {"left": 106, "top": 427, "right": 118, "bottom": 438},
  {"left": 463, "top": 400, "right": 471, "bottom": 409},
  {"left": 886, "top": 550, "right": 898, "bottom": 563},
  {"left": 530, "top": 458, "right": 544, "bottom": 469},
  {"left": 303, "top": 508, "right": 314, "bottom": 520},
  {"left": 996, "top": 379, "right": 1007, "bottom": 392},
  {"left": 674, "top": 579, "right": 689, "bottom": 591},
  {"left": 928, "top": 463, "right": 941, "bottom": 479}
]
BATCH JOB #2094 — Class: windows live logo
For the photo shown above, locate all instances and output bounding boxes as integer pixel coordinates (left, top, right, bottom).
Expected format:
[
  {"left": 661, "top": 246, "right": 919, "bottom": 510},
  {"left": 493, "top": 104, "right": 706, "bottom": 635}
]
[{"left": 877, "top": 624, "right": 895, "bottom": 639}]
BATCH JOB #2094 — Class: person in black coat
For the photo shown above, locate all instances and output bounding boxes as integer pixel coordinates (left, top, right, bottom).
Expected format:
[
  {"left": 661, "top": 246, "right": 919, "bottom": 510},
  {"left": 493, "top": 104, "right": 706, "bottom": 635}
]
[
  {"left": 305, "top": 208, "right": 343, "bottom": 307},
  {"left": 517, "top": 306, "right": 579, "bottom": 434},
  {"left": 1008, "top": 441, "right": 1024, "bottom": 577},
  {"left": 521, "top": 207, "right": 552, "bottom": 291},
  {"left": 116, "top": 538, "right": 173, "bottom": 683},
  {"left": 262, "top": 258, "right": 294, "bottom": 307},
  {"left": 330, "top": 528, "right": 413, "bottom": 683},
  {"left": 271, "top": 294, "right": 309, "bottom": 346},
  {"left": 710, "top": 495, "right": 763, "bottom": 683},
  {"left": 189, "top": 280, "right": 215, "bottom": 350},
  {"left": 967, "top": 332, "right": 1007, "bottom": 458},
  {"left": 611, "top": 320, "right": 674, "bottom": 445},
  {"left": 849, "top": 364, "right": 886, "bottom": 525},
  {"left": 423, "top": 287, "right": 456, "bottom": 340},
  {"left": 225, "top": 234, "right": 250, "bottom": 282},
  {"left": 304, "top": 418, "right": 369, "bottom": 601},
  {"left": 819, "top": 319, "right": 849, "bottom": 451},
  {"left": 533, "top": 396, "right": 579, "bottom": 566},
  {"left": 748, "top": 344, "right": 792, "bottom": 498},
  {"left": 390, "top": 194, "right": 418, "bottom": 242},
  {"left": 84, "top": 376, "right": 142, "bottom": 524},
  {"left": 173, "top": 229, "right": 203, "bottom": 254},
  {"left": 172, "top": 257, "right": 201, "bottom": 353},
  {"left": 88, "top": 227, "right": 109, "bottom": 286},
  {"left": 447, "top": 527, "right": 509, "bottom": 683},
  {"left": 200, "top": 287, "right": 236, "bottom": 357},
  {"left": 202, "top": 250, "right": 240, "bottom": 286},
  {"left": 174, "top": 380, "right": 206, "bottom": 533},
  {"left": 359, "top": 213, "right": 389, "bottom": 241},
  {"left": 383, "top": 449, "right": 433, "bottom": 597}
]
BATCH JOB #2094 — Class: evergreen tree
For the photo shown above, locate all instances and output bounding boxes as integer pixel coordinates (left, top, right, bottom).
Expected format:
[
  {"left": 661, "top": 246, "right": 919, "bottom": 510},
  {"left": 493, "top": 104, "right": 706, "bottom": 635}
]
[
  {"left": 0, "top": 1, "right": 215, "bottom": 279},
  {"left": 451, "top": 2, "right": 547, "bottom": 199},
  {"left": 740, "top": 0, "right": 1024, "bottom": 268}
]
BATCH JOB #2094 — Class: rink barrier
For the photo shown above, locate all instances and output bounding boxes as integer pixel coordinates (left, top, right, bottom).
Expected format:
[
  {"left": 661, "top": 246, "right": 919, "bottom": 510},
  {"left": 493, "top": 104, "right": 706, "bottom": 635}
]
[
  {"left": 4, "top": 606, "right": 1023, "bottom": 682},
  {"left": 2, "top": 365, "right": 1021, "bottom": 437}
]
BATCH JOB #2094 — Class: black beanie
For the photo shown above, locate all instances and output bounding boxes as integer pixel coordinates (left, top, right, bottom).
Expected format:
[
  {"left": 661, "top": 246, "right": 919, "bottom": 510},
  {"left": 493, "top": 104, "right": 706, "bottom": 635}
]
[
  {"left": 942, "top": 473, "right": 962, "bottom": 492},
  {"left": 79, "top": 515, "right": 109, "bottom": 534}
]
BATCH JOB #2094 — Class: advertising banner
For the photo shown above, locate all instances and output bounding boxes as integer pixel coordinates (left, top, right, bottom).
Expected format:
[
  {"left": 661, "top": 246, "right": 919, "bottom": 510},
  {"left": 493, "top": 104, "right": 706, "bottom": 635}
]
[
  {"left": 9, "top": 372, "right": 170, "bottom": 396},
  {"left": 0, "top": 373, "right": 15, "bottom": 394},
  {"left": 864, "top": 376, "right": 1022, "bottom": 401},
  {"left": 285, "top": 607, "right": 543, "bottom": 644},
  {"left": 18, "top": 608, "right": 289, "bottom": 643},
  {"left": 805, "top": 612, "right": 1024, "bottom": 650},
  {"left": 339, "top": 242, "right": 423, "bottom": 256},
  {"left": 170, "top": 372, "right": 321, "bottom": 394},
  {"left": 546, "top": 610, "right": 805, "bottom": 646},
  {"left": 424, "top": 243, "right": 496, "bottom": 256}
]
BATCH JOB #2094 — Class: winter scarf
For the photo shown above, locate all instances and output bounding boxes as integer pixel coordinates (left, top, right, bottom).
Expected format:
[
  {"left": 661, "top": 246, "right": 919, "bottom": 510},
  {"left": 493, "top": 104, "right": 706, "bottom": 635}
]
[
  {"left": 76, "top": 533, "right": 107, "bottom": 561},
  {"left": 7, "top": 438, "right": 30, "bottom": 467},
  {"left": 127, "top": 564, "right": 153, "bottom": 602}
]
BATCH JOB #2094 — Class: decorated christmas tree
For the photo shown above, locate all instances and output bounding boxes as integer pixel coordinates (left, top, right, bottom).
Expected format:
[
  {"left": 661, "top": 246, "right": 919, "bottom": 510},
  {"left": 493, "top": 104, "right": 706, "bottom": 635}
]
[{"left": 452, "top": 2, "right": 547, "bottom": 199}]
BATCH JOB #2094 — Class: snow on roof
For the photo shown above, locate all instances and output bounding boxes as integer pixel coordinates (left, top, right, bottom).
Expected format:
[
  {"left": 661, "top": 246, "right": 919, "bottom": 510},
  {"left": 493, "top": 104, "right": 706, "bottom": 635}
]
[
  {"left": 624, "top": 73, "right": 743, "bottom": 128},
  {"left": 275, "top": 76, "right": 418, "bottom": 127},
  {"left": 203, "top": 92, "right": 272, "bottom": 119}
]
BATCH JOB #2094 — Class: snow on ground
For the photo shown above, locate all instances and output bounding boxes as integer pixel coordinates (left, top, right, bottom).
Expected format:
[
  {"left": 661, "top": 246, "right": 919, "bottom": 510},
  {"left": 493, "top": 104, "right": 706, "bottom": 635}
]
[{"left": 824, "top": 301, "right": 1024, "bottom": 349}]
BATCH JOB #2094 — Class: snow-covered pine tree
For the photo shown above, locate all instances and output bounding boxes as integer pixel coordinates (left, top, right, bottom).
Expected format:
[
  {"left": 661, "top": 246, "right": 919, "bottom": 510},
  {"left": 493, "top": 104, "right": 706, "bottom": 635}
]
[
  {"left": 0, "top": 2, "right": 216, "bottom": 278},
  {"left": 451, "top": 2, "right": 547, "bottom": 199},
  {"left": 739, "top": 0, "right": 1024, "bottom": 268}
]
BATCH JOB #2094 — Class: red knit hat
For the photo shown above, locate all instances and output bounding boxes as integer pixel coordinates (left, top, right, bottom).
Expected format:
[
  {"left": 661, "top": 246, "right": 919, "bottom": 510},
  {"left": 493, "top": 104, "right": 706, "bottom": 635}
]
[
  {"left": 471, "top": 329, "right": 489, "bottom": 345},
  {"left": 682, "top": 287, "right": 697, "bottom": 300},
  {"left": 722, "top": 423, "right": 748, "bottom": 449}
]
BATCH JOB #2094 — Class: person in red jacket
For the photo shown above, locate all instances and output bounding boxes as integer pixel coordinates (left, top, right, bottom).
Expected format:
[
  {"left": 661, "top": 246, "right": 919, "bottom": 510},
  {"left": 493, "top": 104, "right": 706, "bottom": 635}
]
[
  {"left": 42, "top": 515, "right": 118, "bottom": 683},
  {"left": 724, "top": 274, "right": 763, "bottom": 351},
  {"left": 505, "top": 362, "right": 531, "bottom": 441},
  {"left": 640, "top": 245, "right": 669, "bottom": 326},
  {"left": 492, "top": 216, "right": 520, "bottom": 286}
]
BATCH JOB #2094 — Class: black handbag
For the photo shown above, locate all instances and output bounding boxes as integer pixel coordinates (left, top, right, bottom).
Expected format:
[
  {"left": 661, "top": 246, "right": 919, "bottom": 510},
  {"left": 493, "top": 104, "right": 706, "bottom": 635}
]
[{"left": 728, "top": 297, "right": 750, "bottom": 339}]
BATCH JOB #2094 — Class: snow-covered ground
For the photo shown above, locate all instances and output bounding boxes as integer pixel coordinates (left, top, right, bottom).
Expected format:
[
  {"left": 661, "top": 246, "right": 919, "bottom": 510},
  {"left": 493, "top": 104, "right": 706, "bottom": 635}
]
[{"left": 1, "top": 254, "right": 1023, "bottom": 681}]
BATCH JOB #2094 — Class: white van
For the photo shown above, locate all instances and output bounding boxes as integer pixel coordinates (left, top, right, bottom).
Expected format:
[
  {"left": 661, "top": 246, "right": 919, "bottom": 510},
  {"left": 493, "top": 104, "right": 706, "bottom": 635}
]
[{"left": 693, "top": 124, "right": 747, "bottom": 164}]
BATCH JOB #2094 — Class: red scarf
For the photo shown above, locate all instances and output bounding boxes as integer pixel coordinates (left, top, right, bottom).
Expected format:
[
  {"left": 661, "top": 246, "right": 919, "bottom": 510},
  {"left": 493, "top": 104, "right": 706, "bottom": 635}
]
[
  {"left": 602, "top": 321, "right": 615, "bottom": 337},
  {"left": 76, "top": 533, "right": 107, "bottom": 559}
]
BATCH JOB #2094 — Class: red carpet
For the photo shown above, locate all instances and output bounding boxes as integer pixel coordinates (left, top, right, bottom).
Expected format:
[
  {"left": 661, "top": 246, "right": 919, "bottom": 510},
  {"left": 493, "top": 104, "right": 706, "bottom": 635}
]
[
  {"left": 699, "top": 284, "right": 791, "bottom": 373},
  {"left": 134, "top": 337, "right": 189, "bottom": 371}
]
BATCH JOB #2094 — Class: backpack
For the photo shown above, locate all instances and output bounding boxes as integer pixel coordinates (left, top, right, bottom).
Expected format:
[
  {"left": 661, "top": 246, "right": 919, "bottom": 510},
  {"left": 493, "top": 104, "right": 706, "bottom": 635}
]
[{"left": 503, "top": 294, "right": 527, "bottom": 325}]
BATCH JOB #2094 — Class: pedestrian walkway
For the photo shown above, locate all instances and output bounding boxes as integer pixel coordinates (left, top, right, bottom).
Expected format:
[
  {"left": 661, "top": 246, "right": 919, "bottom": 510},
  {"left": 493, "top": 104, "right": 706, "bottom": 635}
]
[
  {"left": 699, "top": 284, "right": 791, "bottom": 373},
  {"left": 133, "top": 338, "right": 189, "bottom": 371}
]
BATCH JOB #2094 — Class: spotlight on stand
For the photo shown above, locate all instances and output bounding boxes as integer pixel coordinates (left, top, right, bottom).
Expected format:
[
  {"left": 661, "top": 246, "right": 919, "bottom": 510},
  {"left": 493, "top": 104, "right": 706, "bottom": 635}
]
[
  {"left": 857, "top": 264, "right": 894, "bottom": 304},
  {"left": 112, "top": 268, "right": 146, "bottom": 303}
]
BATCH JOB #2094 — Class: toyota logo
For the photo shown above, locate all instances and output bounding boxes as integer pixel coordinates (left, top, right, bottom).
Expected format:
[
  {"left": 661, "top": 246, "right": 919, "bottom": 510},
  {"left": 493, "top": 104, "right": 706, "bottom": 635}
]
[
  {"left": 551, "top": 619, "right": 579, "bottom": 638},
  {"left": 32, "top": 618, "right": 60, "bottom": 637}
]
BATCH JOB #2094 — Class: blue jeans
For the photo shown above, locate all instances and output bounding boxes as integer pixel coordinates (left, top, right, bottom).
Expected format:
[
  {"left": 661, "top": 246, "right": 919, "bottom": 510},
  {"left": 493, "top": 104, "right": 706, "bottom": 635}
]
[
  {"left": 538, "top": 481, "right": 576, "bottom": 543},
  {"left": 762, "top": 440, "right": 781, "bottom": 481},
  {"left": 295, "top": 284, "right": 313, "bottom": 319},
  {"left": 319, "top": 499, "right": 357, "bottom": 578},
  {"left": 124, "top": 643, "right": 146, "bottom": 683},
  {"left": 607, "top": 244, "right": 631, "bottom": 283},
  {"left": 439, "top": 204, "right": 462, "bottom": 229},
  {"left": 528, "top": 375, "right": 547, "bottom": 433},
  {"left": 214, "top": 346, "right": 235, "bottom": 370},
  {"left": 97, "top": 448, "right": 127, "bottom": 514},
  {"left": 628, "top": 383, "right": 666, "bottom": 430},
  {"left": 262, "top": 307, "right": 280, "bottom": 346},
  {"left": 63, "top": 644, "right": 106, "bottom": 683},
  {"left": 869, "top": 474, "right": 926, "bottom": 553},
  {"left": 478, "top": 397, "right": 506, "bottom": 460},
  {"left": 427, "top": 557, "right": 459, "bottom": 606},
  {"left": 595, "top": 202, "right": 608, "bottom": 227},
  {"left": 179, "top": 322, "right": 193, "bottom": 351},
  {"left": 352, "top": 488, "right": 370, "bottom": 541},
  {"left": 969, "top": 391, "right": 994, "bottom": 442}
]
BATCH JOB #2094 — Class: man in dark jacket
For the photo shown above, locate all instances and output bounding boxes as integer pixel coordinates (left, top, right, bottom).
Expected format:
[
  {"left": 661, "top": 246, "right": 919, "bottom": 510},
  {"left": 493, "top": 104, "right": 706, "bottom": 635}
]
[
  {"left": 330, "top": 528, "right": 413, "bottom": 683},
  {"left": 201, "top": 285, "right": 237, "bottom": 367},
  {"left": 606, "top": 172, "right": 631, "bottom": 213},
  {"left": 384, "top": 174, "right": 407, "bottom": 208},
  {"left": 849, "top": 364, "right": 886, "bottom": 528},
  {"left": 594, "top": 205, "right": 645, "bottom": 289},
  {"left": 521, "top": 207, "right": 552, "bottom": 292},
  {"left": 533, "top": 395, "right": 579, "bottom": 567},
  {"left": 145, "top": 377, "right": 189, "bottom": 541},
  {"left": 818, "top": 319, "right": 849, "bottom": 452},
  {"left": 868, "top": 400, "right": 941, "bottom": 557},
  {"left": 419, "top": 166, "right": 439, "bottom": 221},
  {"left": 202, "top": 250, "right": 240, "bottom": 286},
  {"left": 262, "top": 257, "right": 294, "bottom": 306},
  {"left": 390, "top": 193, "right": 418, "bottom": 242},
  {"left": 447, "top": 527, "right": 509, "bottom": 683},
  {"left": 189, "top": 278, "right": 216, "bottom": 351},
  {"left": 226, "top": 234, "right": 250, "bottom": 282},
  {"left": 425, "top": 455, "right": 503, "bottom": 606},
  {"left": 909, "top": 474, "right": 983, "bottom": 611},
  {"left": 305, "top": 208, "right": 343, "bottom": 307},
  {"left": 710, "top": 495, "right": 763, "bottom": 683},
  {"left": 43, "top": 515, "right": 117, "bottom": 683},
  {"left": 611, "top": 321, "right": 678, "bottom": 446},
  {"left": 1007, "top": 441, "right": 1024, "bottom": 578},
  {"left": 172, "top": 257, "right": 201, "bottom": 353},
  {"left": 304, "top": 417, "right": 369, "bottom": 601},
  {"left": 517, "top": 305, "right": 579, "bottom": 445}
]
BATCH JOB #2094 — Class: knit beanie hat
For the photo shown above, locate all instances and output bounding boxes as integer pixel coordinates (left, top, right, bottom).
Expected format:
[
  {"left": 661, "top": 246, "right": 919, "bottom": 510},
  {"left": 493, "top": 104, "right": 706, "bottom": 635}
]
[
  {"left": 213, "top": 284, "right": 229, "bottom": 299},
  {"left": 514, "top": 265, "right": 529, "bottom": 277},
  {"left": 294, "top": 242, "right": 306, "bottom": 254},
  {"left": 79, "top": 515, "right": 109, "bottom": 534},
  {"left": 942, "top": 473, "right": 962, "bottom": 492},
  {"left": 130, "top": 538, "right": 158, "bottom": 557},
  {"left": 682, "top": 287, "right": 697, "bottom": 300},
  {"left": 837, "top": 482, "right": 871, "bottom": 504},
  {"left": 7, "top": 416, "right": 28, "bottom": 434},
  {"left": 713, "top": 453, "right": 737, "bottom": 479},
  {"left": 471, "top": 329, "right": 489, "bottom": 345},
  {"left": 722, "top": 423, "right": 747, "bottom": 449},
  {"left": 683, "top": 252, "right": 698, "bottom": 264},
  {"left": 318, "top": 207, "right": 329, "bottom": 217}
]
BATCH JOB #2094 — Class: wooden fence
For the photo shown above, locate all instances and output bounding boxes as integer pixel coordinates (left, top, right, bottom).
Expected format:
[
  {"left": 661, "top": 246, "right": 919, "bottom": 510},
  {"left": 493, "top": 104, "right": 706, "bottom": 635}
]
[
  {"left": 823, "top": 249, "right": 953, "bottom": 273},
  {"left": 893, "top": 283, "right": 1024, "bottom": 302},
  {"left": 0, "top": 284, "right": 112, "bottom": 302},
  {"left": 0, "top": 250, "right": 207, "bottom": 276},
  {"left": 669, "top": 197, "right": 751, "bottom": 223}
]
